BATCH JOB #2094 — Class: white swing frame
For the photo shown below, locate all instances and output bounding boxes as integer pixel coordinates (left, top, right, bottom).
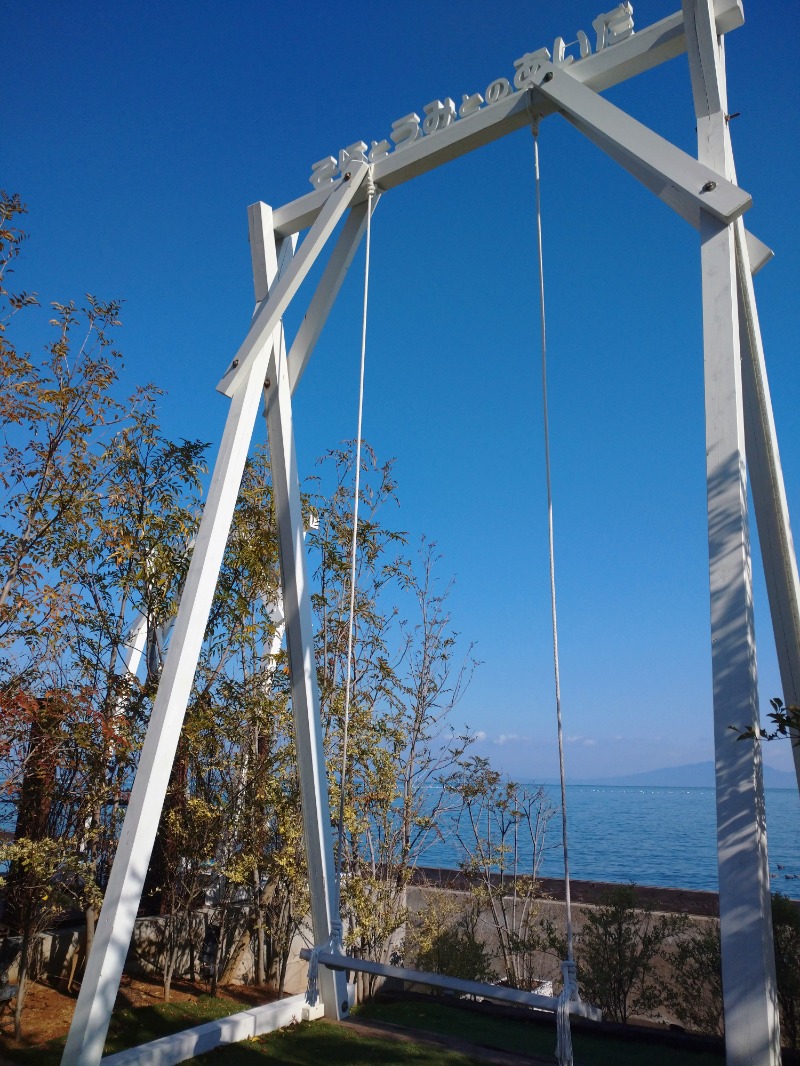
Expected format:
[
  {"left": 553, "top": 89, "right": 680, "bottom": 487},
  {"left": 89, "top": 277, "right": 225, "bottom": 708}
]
[{"left": 61, "top": 2, "right": 796, "bottom": 1064}]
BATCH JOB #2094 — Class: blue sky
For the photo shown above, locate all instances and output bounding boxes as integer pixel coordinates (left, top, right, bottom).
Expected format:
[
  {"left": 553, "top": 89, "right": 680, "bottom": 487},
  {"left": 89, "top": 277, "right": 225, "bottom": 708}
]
[{"left": 6, "top": 1, "right": 800, "bottom": 781}]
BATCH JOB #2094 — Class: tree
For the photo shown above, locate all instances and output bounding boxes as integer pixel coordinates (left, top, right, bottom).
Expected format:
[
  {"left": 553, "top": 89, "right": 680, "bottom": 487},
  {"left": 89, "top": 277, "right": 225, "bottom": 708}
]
[
  {"left": 732, "top": 697, "right": 800, "bottom": 745},
  {"left": 0, "top": 838, "right": 100, "bottom": 1038},
  {"left": 0, "top": 193, "right": 207, "bottom": 1016},
  {"left": 309, "top": 447, "right": 477, "bottom": 999},
  {"left": 0, "top": 191, "right": 125, "bottom": 679},
  {"left": 576, "top": 883, "right": 688, "bottom": 1023},
  {"left": 394, "top": 543, "right": 476, "bottom": 874},
  {"left": 67, "top": 395, "right": 205, "bottom": 954},
  {"left": 445, "top": 756, "right": 555, "bottom": 990},
  {"left": 0, "top": 197, "right": 486, "bottom": 1011},
  {"left": 772, "top": 893, "right": 800, "bottom": 1048},
  {"left": 666, "top": 919, "right": 724, "bottom": 1036},
  {"left": 405, "top": 889, "right": 493, "bottom": 983}
]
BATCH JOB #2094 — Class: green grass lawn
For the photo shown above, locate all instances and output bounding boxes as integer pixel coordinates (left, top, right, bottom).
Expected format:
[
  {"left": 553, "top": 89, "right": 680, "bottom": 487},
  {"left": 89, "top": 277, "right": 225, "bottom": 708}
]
[
  {"left": 356, "top": 999, "right": 725, "bottom": 1066},
  {"left": 1, "top": 1006, "right": 485, "bottom": 1066},
  {"left": 1, "top": 993, "right": 248, "bottom": 1066},
  {"left": 0, "top": 991, "right": 729, "bottom": 1066},
  {"left": 186, "top": 1019, "right": 485, "bottom": 1064}
]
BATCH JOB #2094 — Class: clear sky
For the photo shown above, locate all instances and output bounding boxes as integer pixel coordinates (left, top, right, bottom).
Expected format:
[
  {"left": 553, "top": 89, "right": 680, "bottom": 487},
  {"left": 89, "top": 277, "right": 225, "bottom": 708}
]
[{"left": 6, "top": 1, "right": 800, "bottom": 781}]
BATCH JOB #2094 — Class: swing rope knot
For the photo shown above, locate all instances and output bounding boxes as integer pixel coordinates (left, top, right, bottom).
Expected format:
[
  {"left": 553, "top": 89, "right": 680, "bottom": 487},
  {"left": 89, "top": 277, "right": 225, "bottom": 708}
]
[
  {"left": 305, "top": 920, "right": 346, "bottom": 1007},
  {"left": 364, "top": 169, "right": 376, "bottom": 199},
  {"left": 329, "top": 918, "right": 344, "bottom": 953},
  {"left": 555, "top": 959, "right": 580, "bottom": 1066}
]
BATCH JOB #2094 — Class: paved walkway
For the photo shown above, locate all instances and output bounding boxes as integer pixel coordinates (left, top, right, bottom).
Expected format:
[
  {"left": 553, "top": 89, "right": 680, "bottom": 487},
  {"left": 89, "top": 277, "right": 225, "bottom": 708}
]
[{"left": 338, "top": 1016, "right": 556, "bottom": 1065}]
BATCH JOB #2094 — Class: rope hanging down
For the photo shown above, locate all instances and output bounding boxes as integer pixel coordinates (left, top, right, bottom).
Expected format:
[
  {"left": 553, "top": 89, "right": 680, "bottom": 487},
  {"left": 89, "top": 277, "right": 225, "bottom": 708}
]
[
  {"left": 308, "top": 169, "right": 377, "bottom": 1007},
  {"left": 335, "top": 170, "right": 376, "bottom": 892},
  {"left": 532, "top": 125, "right": 581, "bottom": 1066}
]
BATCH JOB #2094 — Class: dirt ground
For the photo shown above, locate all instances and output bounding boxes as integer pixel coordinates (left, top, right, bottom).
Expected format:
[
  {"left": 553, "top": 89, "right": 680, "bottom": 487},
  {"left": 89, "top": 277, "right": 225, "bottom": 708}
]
[{"left": 0, "top": 974, "right": 270, "bottom": 1052}]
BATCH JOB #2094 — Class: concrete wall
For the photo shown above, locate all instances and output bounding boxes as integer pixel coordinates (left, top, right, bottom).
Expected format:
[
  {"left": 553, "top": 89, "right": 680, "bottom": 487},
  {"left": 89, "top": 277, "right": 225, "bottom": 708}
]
[
  {"left": 7, "top": 908, "right": 257, "bottom": 989},
  {"left": 404, "top": 880, "right": 721, "bottom": 1028},
  {"left": 5, "top": 873, "right": 728, "bottom": 1007}
]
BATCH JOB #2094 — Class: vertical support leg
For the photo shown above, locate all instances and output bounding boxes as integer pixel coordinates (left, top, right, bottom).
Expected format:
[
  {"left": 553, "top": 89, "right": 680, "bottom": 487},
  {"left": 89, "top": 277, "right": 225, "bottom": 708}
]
[
  {"left": 248, "top": 204, "right": 348, "bottom": 1018},
  {"left": 702, "top": 213, "right": 780, "bottom": 1066},
  {"left": 684, "top": 2, "right": 781, "bottom": 1061},
  {"left": 736, "top": 224, "right": 800, "bottom": 789},
  {"left": 264, "top": 329, "right": 348, "bottom": 1018},
  {"left": 61, "top": 349, "right": 274, "bottom": 1066}
]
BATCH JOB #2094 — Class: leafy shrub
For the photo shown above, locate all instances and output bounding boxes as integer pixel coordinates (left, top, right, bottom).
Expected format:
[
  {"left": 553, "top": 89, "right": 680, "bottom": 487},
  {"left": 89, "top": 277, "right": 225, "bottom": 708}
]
[
  {"left": 406, "top": 890, "right": 494, "bottom": 984},
  {"left": 667, "top": 919, "right": 723, "bottom": 1036},
  {"left": 576, "top": 884, "right": 688, "bottom": 1023},
  {"left": 773, "top": 893, "right": 800, "bottom": 1048}
]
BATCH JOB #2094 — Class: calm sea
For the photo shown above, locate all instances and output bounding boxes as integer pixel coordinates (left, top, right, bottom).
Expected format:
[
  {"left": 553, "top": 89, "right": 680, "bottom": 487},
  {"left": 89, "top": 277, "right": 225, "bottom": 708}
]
[{"left": 422, "top": 784, "right": 800, "bottom": 900}]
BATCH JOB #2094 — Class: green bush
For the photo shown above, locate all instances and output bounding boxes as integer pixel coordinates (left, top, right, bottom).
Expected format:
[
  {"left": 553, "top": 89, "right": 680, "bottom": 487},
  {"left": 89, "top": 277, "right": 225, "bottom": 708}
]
[
  {"left": 407, "top": 891, "right": 495, "bottom": 984},
  {"left": 576, "top": 884, "right": 688, "bottom": 1023},
  {"left": 667, "top": 919, "right": 723, "bottom": 1036},
  {"left": 773, "top": 893, "right": 800, "bottom": 1049}
]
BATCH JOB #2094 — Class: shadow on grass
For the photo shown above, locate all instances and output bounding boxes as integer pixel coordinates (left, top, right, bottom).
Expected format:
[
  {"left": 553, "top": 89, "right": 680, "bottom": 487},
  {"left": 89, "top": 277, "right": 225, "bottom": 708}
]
[
  {"left": 184, "top": 1020, "right": 483, "bottom": 1065},
  {"left": 356, "top": 999, "right": 725, "bottom": 1066},
  {"left": 0, "top": 995, "right": 248, "bottom": 1066},
  {"left": 0, "top": 994, "right": 732, "bottom": 1066}
]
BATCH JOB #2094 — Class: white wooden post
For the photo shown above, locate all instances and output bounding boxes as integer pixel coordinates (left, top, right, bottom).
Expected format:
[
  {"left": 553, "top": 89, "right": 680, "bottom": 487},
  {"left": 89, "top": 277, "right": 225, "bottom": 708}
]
[
  {"left": 287, "top": 199, "right": 378, "bottom": 394},
  {"left": 736, "top": 227, "right": 800, "bottom": 788},
  {"left": 683, "top": 2, "right": 781, "bottom": 1061},
  {"left": 60, "top": 179, "right": 362, "bottom": 1064},
  {"left": 264, "top": 342, "right": 349, "bottom": 1018},
  {"left": 248, "top": 204, "right": 349, "bottom": 1018},
  {"left": 60, "top": 313, "right": 280, "bottom": 1066},
  {"left": 218, "top": 162, "right": 368, "bottom": 398}
]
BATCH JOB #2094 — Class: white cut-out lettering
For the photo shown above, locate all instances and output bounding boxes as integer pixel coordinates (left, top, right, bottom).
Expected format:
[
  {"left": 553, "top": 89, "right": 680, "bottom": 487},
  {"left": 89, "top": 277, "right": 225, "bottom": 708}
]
[
  {"left": 513, "top": 48, "right": 551, "bottom": 90},
  {"left": 458, "top": 92, "right": 484, "bottom": 118},
  {"left": 422, "top": 98, "right": 457, "bottom": 135},
  {"left": 368, "top": 139, "right": 392, "bottom": 163},
  {"left": 593, "top": 2, "right": 634, "bottom": 51},
  {"left": 552, "top": 37, "right": 577, "bottom": 67},
  {"left": 309, "top": 156, "right": 338, "bottom": 188},
  {"left": 485, "top": 77, "right": 511, "bottom": 105},
  {"left": 390, "top": 112, "right": 422, "bottom": 150},
  {"left": 307, "top": 4, "right": 634, "bottom": 180},
  {"left": 339, "top": 141, "right": 369, "bottom": 171}
]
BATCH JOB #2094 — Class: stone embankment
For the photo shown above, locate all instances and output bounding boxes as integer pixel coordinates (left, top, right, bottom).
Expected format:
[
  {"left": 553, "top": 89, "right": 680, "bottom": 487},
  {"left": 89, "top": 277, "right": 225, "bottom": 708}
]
[{"left": 412, "top": 866, "right": 723, "bottom": 916}]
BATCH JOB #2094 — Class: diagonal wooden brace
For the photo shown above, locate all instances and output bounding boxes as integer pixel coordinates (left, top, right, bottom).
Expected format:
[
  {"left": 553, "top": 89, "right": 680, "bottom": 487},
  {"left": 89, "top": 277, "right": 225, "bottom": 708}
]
[
  {"left": 217, "top": 160, "right": 369, "bottom": 397},
  {"left": 529, "top": 61, "right": 750, "bottom": 229}
]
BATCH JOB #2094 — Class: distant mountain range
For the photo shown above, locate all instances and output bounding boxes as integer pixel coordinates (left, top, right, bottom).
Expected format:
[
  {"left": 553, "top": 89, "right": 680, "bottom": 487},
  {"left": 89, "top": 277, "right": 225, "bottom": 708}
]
[{"left": 572, "top": 760, "right": 797, "bottom": 789}]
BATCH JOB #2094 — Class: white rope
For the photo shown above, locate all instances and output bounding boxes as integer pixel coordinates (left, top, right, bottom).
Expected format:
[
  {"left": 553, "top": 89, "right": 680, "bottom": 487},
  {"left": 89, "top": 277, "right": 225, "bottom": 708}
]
[
  {"left": 532, "top": 126, "right": 578, "bottom": 1066},
  {"left": 305, "top": 919, "right": 345, "bottom": 1006},
  {"left": 307, "top": 173, "right": 376, "bottom": 1007},
  {"left": 556, "top": 960, "right": 579, "bottom": 1066},
  {"left": 335, "top": 170, "right": 376, "bottom": 895},
  {"left": 305, "top": 945, "right": 321, "bottom": 1006}
]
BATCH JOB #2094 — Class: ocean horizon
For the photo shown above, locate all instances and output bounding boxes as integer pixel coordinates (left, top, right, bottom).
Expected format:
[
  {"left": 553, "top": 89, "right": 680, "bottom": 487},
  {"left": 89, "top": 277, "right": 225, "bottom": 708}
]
[{"left": 421, "top": 783, "right": 800, "bottom": 901}]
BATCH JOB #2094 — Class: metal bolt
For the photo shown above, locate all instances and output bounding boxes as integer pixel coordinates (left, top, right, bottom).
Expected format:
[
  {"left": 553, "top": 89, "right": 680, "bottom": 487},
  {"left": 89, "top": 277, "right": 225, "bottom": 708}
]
[
  {"left": 543, "top": 71, "right": 554, "bottom": 83},
  {"left": 264, "top": 378, "right": 271, "bottom": 389},
  {"left": 702, "top": 180, "right": 717, "bottom": 192},
  {"left": 344, "top": 171, "right": 351, "bottom": 181},
  {"left": 231, "top": 359, "right": 239, "bottom": 369}
]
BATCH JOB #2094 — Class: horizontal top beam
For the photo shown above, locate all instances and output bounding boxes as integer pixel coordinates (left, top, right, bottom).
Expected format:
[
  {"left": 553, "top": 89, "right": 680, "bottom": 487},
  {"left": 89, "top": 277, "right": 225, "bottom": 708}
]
[
  {"left": 274, "top": 91, "right": 543, "bottom": 238},
  {"left": 272, "top": 0, "right": 744, "bottom": 238}
]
